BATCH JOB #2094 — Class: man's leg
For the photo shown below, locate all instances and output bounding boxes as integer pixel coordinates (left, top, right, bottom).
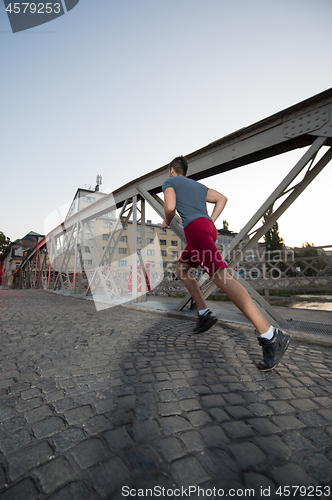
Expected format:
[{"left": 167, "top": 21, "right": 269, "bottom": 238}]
[
  {"left": 176, "top": 261, "right": 217, "bottom": 333},
  {"left": 211, "top": 268, "right": 270, "bottom": 335},
  {"left": 176, "top": 262, "right": 207, "bottom": 310},
  {"left": 212, "top": 268, "right": 290, "bottom": 371}
]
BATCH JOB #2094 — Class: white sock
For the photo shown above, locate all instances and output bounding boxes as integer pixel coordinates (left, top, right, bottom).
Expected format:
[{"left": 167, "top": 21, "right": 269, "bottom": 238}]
[
  {"left": 198, "top": 308, "right": 209, "bottom": 316},
  {"left": 260, "top": 326, "right": 275, "bottom": 340}
]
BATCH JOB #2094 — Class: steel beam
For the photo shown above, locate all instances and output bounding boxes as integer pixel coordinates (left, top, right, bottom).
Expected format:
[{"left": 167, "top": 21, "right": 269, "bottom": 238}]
[
  {"left": 79, "top": 221, "right": 114, "bottom": 303},
  {"left": 224, "top": 137, "right": 327, "bottom": 263},
  {"left": 16, "top": 88, "right": 332, "bottom": 323},
  {"left": 84, "top": 199, "right": 133, "bottom": 297},
  {"left": 136, "top": 185, "right": 185, "bottom": 243},
  {"left": 139, "top": 198, "right": 147, "bottom": 299},
  {"left": 131, "top": 196, "right": 138, "bottom": 303},
  {"left": 51, "top": 234, "right": 65, "bottom": 291},
  {"left": 176, "top": 138, "right": 331, "bottom": 322},
  {"left": 44, "top": 90, "right": 332, "bottom": 243}
]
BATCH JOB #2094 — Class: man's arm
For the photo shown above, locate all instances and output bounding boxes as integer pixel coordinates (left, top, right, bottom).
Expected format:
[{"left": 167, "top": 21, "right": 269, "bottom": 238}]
[
  {"left": 206, "top": 188, "right": 227, "bottom": 223},
  {"left": 161, "top": 187, "right": 176, "bottom": 229}
]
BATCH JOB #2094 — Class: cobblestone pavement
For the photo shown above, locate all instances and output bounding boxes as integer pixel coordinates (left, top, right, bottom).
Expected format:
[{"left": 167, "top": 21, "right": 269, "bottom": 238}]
[{"left": 0, "top": 290, "right": 332, "bottom": 500}]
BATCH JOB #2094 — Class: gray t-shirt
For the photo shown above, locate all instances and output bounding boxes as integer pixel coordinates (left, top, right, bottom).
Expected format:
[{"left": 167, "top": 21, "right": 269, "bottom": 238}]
[{"left": 162, "top": 176, "right": 212, "bottom": 229}]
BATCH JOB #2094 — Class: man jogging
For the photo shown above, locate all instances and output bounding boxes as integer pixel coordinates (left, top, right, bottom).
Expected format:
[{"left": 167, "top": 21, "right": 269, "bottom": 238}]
[{"left": 161, "top": 156, "right": 290, "bottom": 371}]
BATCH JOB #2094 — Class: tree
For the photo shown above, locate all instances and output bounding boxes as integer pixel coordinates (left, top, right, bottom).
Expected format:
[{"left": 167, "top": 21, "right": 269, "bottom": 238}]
[
  {"left": 294, "top": 242, "right": 325, "bottom": 277},
  {"left": 295, "top": 242, "right": 317, "bottom": 258},
  {"left": 262, "top": 209, "right": 285, "bottom": 278},
  {"left": 263, "top": 209, "right": 284, "bottom": 251},
  {"left": 0, "top": 232, "right": 11, "bottom": 256},
  {"left": 223, "top": 220, "right": 229, "bottom": 231}
]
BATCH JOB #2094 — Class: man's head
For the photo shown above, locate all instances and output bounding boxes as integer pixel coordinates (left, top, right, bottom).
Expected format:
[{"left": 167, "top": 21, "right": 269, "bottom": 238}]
[{"left": 169, "top": 156, "right": 188, "bottom": 177}]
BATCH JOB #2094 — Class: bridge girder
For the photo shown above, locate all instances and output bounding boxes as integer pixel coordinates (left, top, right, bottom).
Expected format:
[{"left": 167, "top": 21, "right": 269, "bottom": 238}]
[{"left": 17, "top": 88, "right": 332, "bottom": 321}]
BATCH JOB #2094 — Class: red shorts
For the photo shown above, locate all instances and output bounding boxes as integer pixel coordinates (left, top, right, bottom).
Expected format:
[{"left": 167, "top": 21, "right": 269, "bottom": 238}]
[{"left": 179, "top": 218, "right": 228, "bottom": 277}]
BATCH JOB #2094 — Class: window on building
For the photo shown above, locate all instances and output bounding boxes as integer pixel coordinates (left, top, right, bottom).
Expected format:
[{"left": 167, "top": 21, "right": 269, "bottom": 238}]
[
  {"left": 159, "top": 228, "right": 167, "bottom": 234},
  {"left": 171, "top": 230, "right": 177, "bottom": 235},
  {"left": 83, "top": 246, "right": 90, "bottom": 253},
  {"left": 147, "top": 249, "right": 154, "bottom": 256},
  {"left": 160, "top": 239, "right": 167, "bottom": 245},
  {"left": 101, "top": 212, "right": 115, "bottom": 219},
  {"left": 171, "top": 240, "right": 178, "bottom": 246},
  {"left": 103, "top": 234, "right": 109, "bottom": 240},
  {"left": 137, "top": 237, "right": 141, "bottom": 244},
  {"left": 103, "top": 221, "right": 112, "bottom": 228},
  {"left": 120, "top": 236, "right": 127, "bottom": 242},
  {"left": 119, "top": 247, "right": 127, "bottom": 254},
  {"left": 14, "top": 248, "right": 23, "bottom": 257},
  {"left": 160, "top": 250, "right": 167, "bottom": 256},
  {"left": 83, "top": 259, "right": 93, "bottom": 266},
  {"left": 118, "top": 260, "right": 127, "bottom": 266},
  {"left": 147, "top": 238, "right": 154, "bottom": 244},
  {"left": 171, "top": 251, "right": 178, "bottom": 258},
  {"left": 147, "top": 227, "right": 154, "bottom": 233},
  {"left": 82, "top": 196, "right": 95, "bottom": 203}
]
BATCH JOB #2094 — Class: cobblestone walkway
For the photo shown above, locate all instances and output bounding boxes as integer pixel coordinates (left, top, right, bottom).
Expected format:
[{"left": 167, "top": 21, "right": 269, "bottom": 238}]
[{"left": 0, "top": 290, "right": 331, "bottom": 499}]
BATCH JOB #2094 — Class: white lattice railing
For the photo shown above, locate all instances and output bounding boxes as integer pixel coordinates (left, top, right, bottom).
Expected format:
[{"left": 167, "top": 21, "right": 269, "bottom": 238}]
[{"left": 235, "top": 253, "right": 332, "bottom": 293}]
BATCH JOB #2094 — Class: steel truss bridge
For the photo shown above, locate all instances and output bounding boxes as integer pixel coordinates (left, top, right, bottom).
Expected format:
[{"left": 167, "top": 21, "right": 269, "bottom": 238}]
[{"left": 16, "top": 88, "right": 332, "bottom": 326}]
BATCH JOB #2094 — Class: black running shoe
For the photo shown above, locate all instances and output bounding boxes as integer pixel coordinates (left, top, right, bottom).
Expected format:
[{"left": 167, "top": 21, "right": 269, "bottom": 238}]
[
  {"left": 257, "top": 328, "right": 290, "bottom": 371},
  {"left": 193, "top": 309, "right": 217, "bottom": 334}
]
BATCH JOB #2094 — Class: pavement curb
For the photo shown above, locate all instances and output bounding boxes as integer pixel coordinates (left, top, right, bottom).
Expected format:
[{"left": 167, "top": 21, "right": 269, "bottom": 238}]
[
  {"left": 121, "top": 302, "right": 332, "bottom": 348},
  {"left": 40, "top": 289, "right": 332, "bottom": 348}
]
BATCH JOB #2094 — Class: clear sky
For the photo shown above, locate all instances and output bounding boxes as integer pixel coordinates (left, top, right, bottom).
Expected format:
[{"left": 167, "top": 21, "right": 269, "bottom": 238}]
[{"left": 1, "top": 0, "right": 332, "bottom": 248}]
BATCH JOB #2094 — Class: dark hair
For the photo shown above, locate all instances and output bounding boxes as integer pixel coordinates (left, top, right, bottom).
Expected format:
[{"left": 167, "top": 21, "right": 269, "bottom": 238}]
[{"left": 169, "top": 156, "right": 188, "bottom": 176}]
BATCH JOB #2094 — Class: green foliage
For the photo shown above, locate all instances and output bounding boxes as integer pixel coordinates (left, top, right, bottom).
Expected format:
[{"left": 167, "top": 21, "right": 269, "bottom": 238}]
[
  {"left": 0, "top": 232, "right": 12, "bottom": 257},
  {"left": 223, "top": 220, "right": 229, "bottom": 230},
  {"left": 294, "top": 242, "right": 317, "bottom": 258},
  {"left": 263, "top": 209, "right": 284, "bottom": 251},
  {"left": 294, "top": 243, "right": 326, "bottom": 276}
]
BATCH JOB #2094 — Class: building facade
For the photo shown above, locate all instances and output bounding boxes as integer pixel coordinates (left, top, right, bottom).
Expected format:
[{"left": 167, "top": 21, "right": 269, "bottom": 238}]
[
  {"left": 61, "top": 189, "right": 184, "bottom": 288},
  {"left": 1, "top": 231, "right": 44, "bottom": 287}
]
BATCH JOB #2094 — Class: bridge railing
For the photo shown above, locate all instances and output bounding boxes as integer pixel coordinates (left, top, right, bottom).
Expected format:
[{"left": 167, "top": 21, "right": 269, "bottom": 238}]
[{"left": 234, "top": 252, "right": 332, "bottom": 293}]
